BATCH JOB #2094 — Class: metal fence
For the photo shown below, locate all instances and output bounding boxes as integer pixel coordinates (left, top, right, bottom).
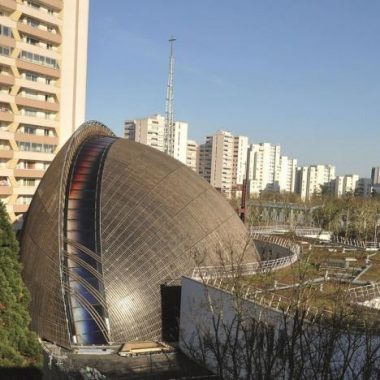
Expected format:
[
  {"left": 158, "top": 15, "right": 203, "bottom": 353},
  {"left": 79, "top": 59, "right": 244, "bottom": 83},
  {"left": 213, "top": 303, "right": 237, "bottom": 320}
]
[
  {"left": 347, "top": 282, "right": 380, "bottom": 303},
  {"left": 201, "top": 275, "right": 333, "bottom": 323},
  {"left": 192, "top": 235, "right": 300, "bottom": 279}
]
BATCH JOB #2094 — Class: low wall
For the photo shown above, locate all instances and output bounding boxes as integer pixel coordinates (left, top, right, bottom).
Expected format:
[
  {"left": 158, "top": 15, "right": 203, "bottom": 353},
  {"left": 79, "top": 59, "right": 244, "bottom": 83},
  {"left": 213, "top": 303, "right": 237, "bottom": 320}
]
[{"left": 179, "top": 276, "right": 380, "bottom": 379}]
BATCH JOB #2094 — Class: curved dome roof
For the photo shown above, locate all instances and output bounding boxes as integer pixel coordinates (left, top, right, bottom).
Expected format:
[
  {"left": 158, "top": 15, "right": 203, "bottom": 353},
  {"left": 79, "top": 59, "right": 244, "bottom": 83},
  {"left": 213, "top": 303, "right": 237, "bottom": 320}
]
[{"left": 20, "top": 121, "right": 258, "bottom": 348}]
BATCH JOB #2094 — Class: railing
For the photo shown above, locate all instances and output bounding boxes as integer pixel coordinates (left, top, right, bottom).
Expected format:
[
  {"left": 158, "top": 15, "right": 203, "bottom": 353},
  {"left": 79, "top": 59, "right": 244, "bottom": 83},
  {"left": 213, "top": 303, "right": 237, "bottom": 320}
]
[
  {"left": 202, "top": 275, "right": 333, "bottom": 323},
  {"left": 347, "top": 282, "right": 380, "bottom": 303},
  {"left": 250, "top": 225, "right": 328, "bottom": 238},
  {"left": 331, "top": 235, "right": 379, "bottom": 251},
  {"left": 192, "top": 235, "right": 300, "bottom": 279}
]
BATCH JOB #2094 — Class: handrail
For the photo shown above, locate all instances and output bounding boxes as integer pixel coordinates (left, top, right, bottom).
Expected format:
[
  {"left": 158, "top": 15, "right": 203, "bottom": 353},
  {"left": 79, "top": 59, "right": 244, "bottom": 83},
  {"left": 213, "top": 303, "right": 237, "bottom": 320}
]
[{"left": 192, "top": 235, "right": 300, "bottom": 279}]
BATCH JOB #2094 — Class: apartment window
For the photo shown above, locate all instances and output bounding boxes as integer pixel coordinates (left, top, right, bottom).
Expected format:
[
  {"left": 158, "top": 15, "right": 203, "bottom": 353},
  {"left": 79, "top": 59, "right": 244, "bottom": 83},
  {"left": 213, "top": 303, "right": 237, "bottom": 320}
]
[
  {"left": 0, "top": 177, "right": 10, "bottom": 186},
  {"left": 0, "top": 103, "right": 10, "bottom": 112},
  {"left": 18, "top": 178, "right": 36, "bottom": 187},
  {"left": 0, "top": 45, "right": 11, "bottom": 57},
  {"left": 0, "top": 140, "right": 10, "bottom": 150},
  {"left": 26, "top": 18, "right": 40, "bottom": 28},
  {"left": 25, "top": 1, "right": 40, "bottom": 10},
  {"left": 25, "top": 36, "right": 39, "bottom": 45},
  {"left": 17, "top": 141, "right": 56, "bottom": 153},
  {"left": 0, "top": 25, "right": 11, "bottom": 37},
  {"left": 20, "top": 50, "right": 58, "bottom": 69},
  {"left": 25, "top": 72, "right": 38, "bottom": 82}
]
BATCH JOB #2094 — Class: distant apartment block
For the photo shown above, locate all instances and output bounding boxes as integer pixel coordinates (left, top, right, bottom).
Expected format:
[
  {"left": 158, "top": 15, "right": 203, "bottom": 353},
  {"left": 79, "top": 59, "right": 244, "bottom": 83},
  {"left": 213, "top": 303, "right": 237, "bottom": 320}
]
[
  {"left": 333, "top": 174, "right": 359, "bottom": 197},
  {"left": 232, "top": 135, "right": 248, "bottom": 197},
  {"left": 371, "top": 167, "right": 380, "bottom": 185},
  {"left": 198, "top": 130, "right": 235, "bottom": 198},
  {"left": 356, "top": 178, "right": 373, "bottom": 198},
  {"left": 0, "top": 0, "right": 89, "bottom": 223},
  {"left": 279, "top": 156, "right": 297, "bottom": 193},
  {"left": 124, "top": 114, "right": 188, "bottom": 164},
  {"left": 186, "top": 139, "right": 198, "bottom": 172},
  {"left": 296, "top": 165, "right": 336, "bottom": 199},
  {"left": 247, "top": 143, "right": 281, "bottom": 194},
  {"left": 124, "top": 114, "right": 165, "bottom": 152}
]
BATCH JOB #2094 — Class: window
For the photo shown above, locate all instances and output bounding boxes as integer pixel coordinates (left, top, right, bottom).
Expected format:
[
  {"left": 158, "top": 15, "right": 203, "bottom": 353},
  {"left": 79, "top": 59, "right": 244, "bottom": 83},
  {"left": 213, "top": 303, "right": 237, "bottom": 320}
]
[
  {"left": 0, "top": 45, "right": 11, "bottom": 57},
  {"left": 0, "top": 25, "right": 11, "bottom": 37},
  {"left": 26, "top": 18, "right": 39, "bottom": 28},
  {"left": 25, "top": 72, "right": 38, "bottom": 82},
  {"left": 20, "top": 50, "right": 58, "bottom": 69},
  {"left": 25, "top": 36, "right": 39, "bottom": 45}
]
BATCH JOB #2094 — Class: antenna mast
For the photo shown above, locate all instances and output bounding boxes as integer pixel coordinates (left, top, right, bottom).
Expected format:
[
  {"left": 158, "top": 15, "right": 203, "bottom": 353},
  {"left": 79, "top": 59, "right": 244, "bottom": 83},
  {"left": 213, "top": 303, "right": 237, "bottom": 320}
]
[{"left": 165, "top": 36, "right": 176, "bottom": 156}]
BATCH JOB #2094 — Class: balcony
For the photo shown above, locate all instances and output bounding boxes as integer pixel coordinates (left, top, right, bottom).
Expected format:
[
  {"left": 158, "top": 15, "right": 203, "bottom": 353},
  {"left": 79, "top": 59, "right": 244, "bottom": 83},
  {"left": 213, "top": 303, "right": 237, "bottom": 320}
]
[
  {"left": 0, "top": 176, "right": 11, "bottom": 195},
  {"left": 0, "top": 73, "right": 14, "bottom": 86},
  {"left": 13, "top": 186, "right": 36, "bottom": 196},
  {"left": 0, "top": 35, "right": 15, "bottom": 48},
  {"left": 15, "top": 95, "right": 59, "bottom": 112},
  {"left": 17, "top": 58, "right": 60, "bottom": 79},
  {"left": 14, "top": 150, "right": 54, "bottom": 161},
  {"left": 17, "top": 22, "right": 61, "bottom": 45},
  {"left": 37, "top": 0, "right": 63, "bottom": 11},
  {"left": 0, "top": 109, "right": 13, "bottom": 122},
  {"left": 18, "top": 4, "right": 62, "bottom": 27},
  {"left": 0, "top": 130, "right": 12, "bottom": 140},
  {"left": 15, "top": 77, "right": 58, "bottom": 95},
  {"left": 0, "top": 0, "right": 16, "bottom": 12},
  {"left": 14, "top": 168, "right": 45, "bottom": 178},
  {"left": 13, "top": 204, "right": 29, "bottom": 213},
  {"left": 15, "top": 114, "right": 58, "bottom": 128},
  {"left": 0, "top": 149, "right": 13, "bottom": 159},
  {"left": 15, "top": 132, "right": 58, "bottom": 145}
]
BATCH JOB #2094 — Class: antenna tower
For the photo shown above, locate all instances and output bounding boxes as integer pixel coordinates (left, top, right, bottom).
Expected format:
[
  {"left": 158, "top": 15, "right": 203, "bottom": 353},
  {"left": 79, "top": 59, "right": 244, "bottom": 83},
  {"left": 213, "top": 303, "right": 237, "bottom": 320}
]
[{"left": 165, "top": 36, "right": 176, "bottom": 155}]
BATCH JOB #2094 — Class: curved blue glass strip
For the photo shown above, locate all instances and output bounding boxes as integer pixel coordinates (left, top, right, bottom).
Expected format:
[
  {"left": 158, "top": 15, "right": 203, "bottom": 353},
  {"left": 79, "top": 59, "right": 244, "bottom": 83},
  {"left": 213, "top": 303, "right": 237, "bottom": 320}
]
[{"left": 64, "top": 136, "right": 115, "bottom": 345}]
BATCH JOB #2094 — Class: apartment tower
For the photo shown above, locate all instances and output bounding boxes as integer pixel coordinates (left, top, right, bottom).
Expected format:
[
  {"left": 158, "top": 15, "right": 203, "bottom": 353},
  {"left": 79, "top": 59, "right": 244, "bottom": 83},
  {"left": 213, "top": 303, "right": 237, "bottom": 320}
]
[
  {"left": 0, "top": 0, "right": 89, "bottom": 223},
  {"left": 186, "top": 139, "right": 198, "bottom": 172},
  {"left": 124, "top": 114, "right": 188, "bottom": 164}
]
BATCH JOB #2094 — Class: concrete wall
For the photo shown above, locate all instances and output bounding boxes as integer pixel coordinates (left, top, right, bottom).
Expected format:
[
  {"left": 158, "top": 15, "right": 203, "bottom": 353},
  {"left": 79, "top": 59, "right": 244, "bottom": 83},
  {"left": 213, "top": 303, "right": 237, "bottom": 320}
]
[{"left": 179, "top": 276, "right": 380, "bottom": 379}]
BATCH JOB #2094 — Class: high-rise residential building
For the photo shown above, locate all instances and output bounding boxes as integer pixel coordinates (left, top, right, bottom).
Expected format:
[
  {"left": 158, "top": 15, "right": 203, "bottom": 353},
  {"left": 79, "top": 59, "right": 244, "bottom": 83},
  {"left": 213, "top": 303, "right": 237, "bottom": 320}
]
[
  {"left": 172, "top": 120, "right": 188, "bottom": 164},
  {"left": 232, "top": 135, "right": 248, "bottom": 197},
  {"left": 186, "top": 139, "right": 198, "bottom": 172},
  {"left": 198, "top": 130, "right": 234, "bottom": 198},
  {"left": 278, "top": 156, "right": 297, "bottom": 193},
  {"left": 0, "top": 0, "right": 89, "bottom": 223},
  {"left": 371, "top": 167, "right": 380, "bottom": 185},
  {"left": 124, "top": 114, "right": 188, "bottom": 164},
  {"left": 333, "top": 174, "right": 359, "bottom": 197},
  {"left": 247, "top": 143, "right": 281, "bottom": 194},
  {"left": 198, "top": 136, "right": 212, "bottom": 182},
  {"left": 124, "top": 114, "right": 165, "bottom": 152},
  {"left": 295, "top": 164, "right": 335, "bottom": 199},
  {"left": 333, "top": 176, "right": 344, "bottom": 198},
  {"left": 295, "top": 166, "right": 309, "bottom": 199},
  {"left": 356, "top": 178, "right": 373, "bottom": 198}
]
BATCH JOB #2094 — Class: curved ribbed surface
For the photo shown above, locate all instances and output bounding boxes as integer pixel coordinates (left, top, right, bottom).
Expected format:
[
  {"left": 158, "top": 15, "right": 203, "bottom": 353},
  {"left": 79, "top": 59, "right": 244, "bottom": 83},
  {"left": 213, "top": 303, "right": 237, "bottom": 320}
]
[
  {"left": 64, "top": 136, "right": 115, "bottom": 345},
  {"left": 20, "top": 121, "right": 258, "bottom": 349}
]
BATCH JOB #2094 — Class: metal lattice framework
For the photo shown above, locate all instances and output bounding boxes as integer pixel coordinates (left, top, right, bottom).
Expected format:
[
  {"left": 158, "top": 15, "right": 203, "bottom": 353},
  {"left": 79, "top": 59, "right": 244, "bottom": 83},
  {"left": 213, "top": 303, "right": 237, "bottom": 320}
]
[{"left": 20, "top": 121, "right": 258, "bottom": 349}]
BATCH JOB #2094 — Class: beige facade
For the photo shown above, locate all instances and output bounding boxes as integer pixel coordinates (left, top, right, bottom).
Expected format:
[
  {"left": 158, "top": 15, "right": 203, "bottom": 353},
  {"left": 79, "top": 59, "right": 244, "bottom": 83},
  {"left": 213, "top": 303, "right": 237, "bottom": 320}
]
[
  {"left": 232, "top": 135, "right": 248, "bottom": 198},
  {"left": 296, "top": 164, "right": 336, "bottom": 200},
  {"left": 198, "top": 131, "right": 234, "bottom": 198},
  {"left": 124, "top": 114, "right": 188, "bottom": 165},
  {"left": 0, "top": 0, "right": 88, "bottom": 223},
  {"left": 186, "top": 139, "right": 198, "bottom": 172},
  {"left": 247, "top": 143, "right": 281, "bottom": 194}
]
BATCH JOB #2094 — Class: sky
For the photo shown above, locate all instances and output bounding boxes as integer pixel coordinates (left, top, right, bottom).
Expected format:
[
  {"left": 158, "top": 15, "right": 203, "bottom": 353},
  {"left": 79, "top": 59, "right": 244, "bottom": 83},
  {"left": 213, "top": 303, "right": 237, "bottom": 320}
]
[{"left": 86, "top": 0, "right": 380, "bottom": 177}]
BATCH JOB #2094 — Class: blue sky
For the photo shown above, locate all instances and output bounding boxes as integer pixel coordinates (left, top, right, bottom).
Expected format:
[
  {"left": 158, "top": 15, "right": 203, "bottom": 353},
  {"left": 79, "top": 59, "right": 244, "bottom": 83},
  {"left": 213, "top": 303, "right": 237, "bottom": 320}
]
[{"left": 86, "top": 1, "right": 380, "bottom": 176}]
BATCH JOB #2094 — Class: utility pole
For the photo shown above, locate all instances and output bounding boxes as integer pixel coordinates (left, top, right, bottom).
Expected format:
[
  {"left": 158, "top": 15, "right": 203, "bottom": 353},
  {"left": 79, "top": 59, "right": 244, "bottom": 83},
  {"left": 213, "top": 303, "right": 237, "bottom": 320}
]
[{"left": 164, "top": 36, "right": 176, "bottom": 156}]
